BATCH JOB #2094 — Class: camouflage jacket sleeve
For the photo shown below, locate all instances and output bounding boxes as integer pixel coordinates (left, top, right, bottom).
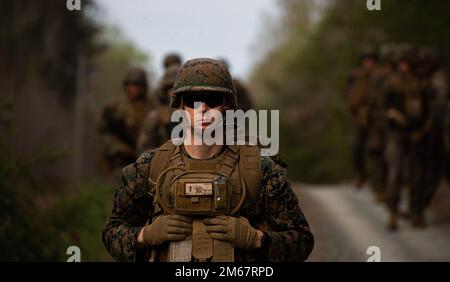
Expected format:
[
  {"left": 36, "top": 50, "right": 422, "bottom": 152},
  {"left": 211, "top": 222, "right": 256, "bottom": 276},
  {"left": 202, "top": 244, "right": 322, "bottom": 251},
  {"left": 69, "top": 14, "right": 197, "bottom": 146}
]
[
  {"left": 258, "top": 156, "right": 314, "bottom": 262},
  {"left": 102, "top": 151, "right": 154, "bottom": 262}
]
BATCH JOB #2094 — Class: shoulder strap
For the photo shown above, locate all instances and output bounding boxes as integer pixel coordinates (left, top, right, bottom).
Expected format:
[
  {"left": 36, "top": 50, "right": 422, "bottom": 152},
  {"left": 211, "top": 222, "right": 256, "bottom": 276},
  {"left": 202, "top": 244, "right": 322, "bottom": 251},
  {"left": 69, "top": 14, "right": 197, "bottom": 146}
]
[
  {"left": 147, "top": 140, "right": 179, "bottom": 188},
  {"left": 235, "top": 145, "right": 261, "bottom": 206}
]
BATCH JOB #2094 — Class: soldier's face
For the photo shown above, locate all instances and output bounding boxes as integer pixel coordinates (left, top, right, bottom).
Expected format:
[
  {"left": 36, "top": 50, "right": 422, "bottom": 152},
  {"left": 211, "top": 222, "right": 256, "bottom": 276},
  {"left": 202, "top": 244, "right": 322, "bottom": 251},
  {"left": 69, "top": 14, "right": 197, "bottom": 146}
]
[
  {"left": 125, "top": 84, "right": 145, "bottom": 100},
  {"left": 183, "top": 93, "right": 224, "bottom": 131},
  {"left": 362, "top": 58, "right": 375, "bottom": 70},
  {"left": 398, "top": 61, "right": 410, "bottom": 73}
]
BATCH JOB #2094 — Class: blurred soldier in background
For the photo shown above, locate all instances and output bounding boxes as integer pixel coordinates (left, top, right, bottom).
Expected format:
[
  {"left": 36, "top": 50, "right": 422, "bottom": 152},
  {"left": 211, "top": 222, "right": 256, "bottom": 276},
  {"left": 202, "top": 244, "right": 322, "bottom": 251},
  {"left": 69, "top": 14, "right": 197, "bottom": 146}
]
[
  {"left": 220, "top": 58, "right": 254, "bottom": 111},
  {"left": 366, "top": 45, "right": 395, "bottom": 203},
  {"left": 446, "top": 93, "right": 450, "bottom": 183},
  {"left": 136, "top": 54, "right": 183, "bottom": 153},
  {"left": 163, "top": 52, "right": 183, "bottom": 69},
  {"left": 410, "top": 47, "right": 449, "bottom": 227},
  {"left": 345, "top": 49, "right": 379, "bottom": 188},
  {"left": 383, "top": 44, "right": 421, "bottom": 230},
  {"left": 98, "top": 67, "right": 152, "bottom": 174},
  {"left": 137, "top": 62, "right": 181, "bottom": 152},
  {"left": 446, "top": 92, "right": 450, "bottom": 183}
]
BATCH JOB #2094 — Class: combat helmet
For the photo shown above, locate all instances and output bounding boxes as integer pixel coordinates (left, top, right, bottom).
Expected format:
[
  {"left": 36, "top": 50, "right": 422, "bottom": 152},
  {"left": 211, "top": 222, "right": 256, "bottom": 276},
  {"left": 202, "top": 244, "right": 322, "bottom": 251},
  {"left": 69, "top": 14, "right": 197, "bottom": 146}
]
[
  {"left": 379, "top": 43, "right": 397, "bottom": 64},
  {"left": 123, "top": 67, "right": 148, "bottom": 87},
  {"left": 163, "top": 53, "right": 183, "bottom": 69},
  {"left": 171, "top": 58, "right": 237, "bottom": 109},
  {"left": 358, "top": 46, "right": 379, "bottom": 62},
  {"left": 393, "top": 43, "right": 416, "bottom": 64},
  {"left": 417, "top": 46, "right": 440, "bottom": 67}
]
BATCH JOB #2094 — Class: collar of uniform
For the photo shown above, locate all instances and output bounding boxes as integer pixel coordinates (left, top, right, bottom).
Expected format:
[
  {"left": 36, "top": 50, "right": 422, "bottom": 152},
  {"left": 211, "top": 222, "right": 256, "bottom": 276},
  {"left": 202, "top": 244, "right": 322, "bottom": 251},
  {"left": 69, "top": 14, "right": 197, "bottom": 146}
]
[{"left": 180, "top": 144, "right": 228, "bottom": 160}]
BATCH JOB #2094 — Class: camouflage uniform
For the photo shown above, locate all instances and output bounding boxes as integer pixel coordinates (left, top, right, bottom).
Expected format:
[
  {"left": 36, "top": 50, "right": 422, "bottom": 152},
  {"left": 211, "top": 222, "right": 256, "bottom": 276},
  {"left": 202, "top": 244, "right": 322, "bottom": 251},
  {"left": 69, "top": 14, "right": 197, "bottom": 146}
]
[
  {"left": 446, "top": 87, "right": 450, "bottom": 182},
  {"left": 383, "top": 45, "right": 423, "bottom": 229},
  {"left": 445, "top": 92, "right": 450, "bottom": 182},
  {"left": 102, "top": 150, "right": 313, "bottom": 262},
  {"left": 411, "top": 48, "right": 449, "bottom": 225},
  {"left": 137, "top": 64, "right": 180, "bottom": 153},
  {"left": 99, "top": 67, "right": 152, "bottom": 172},
  {"left": 366, "top": 57, "right": 391, "bottom": 202},
  {"left": 102, "top": 58, "right": 314, "bottom": 262},
  {"left": 345, "top": 52, "right": 378, "bottom": 187}
]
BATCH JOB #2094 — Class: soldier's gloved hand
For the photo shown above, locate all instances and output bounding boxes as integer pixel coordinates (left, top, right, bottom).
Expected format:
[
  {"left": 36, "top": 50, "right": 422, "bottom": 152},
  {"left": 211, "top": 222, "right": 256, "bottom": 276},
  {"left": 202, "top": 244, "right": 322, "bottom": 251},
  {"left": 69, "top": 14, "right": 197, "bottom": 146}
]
[
  {"left": 203, "top": 215, "right": 259, "bottom": 250},
  {"left": 142, "top": 215, "right": 192, "bottom": 246}
]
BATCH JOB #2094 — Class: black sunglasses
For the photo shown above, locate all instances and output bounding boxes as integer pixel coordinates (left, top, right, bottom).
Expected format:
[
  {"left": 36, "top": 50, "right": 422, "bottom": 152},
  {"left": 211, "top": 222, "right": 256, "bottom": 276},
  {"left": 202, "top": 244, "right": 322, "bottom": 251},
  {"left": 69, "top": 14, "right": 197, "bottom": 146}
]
[{"left": 183, "top": 93, "right": 224, "bottom": 108}]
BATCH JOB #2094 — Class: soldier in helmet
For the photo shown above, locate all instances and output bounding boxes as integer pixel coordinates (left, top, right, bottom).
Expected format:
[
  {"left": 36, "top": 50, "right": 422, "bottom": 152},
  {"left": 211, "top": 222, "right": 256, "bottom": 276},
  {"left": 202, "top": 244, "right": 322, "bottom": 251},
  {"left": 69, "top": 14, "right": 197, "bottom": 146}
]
[
  {"left": 163, "top": 52, "right": 183, "bottom": 70},
  {"left": 365, "top": 45, "right": 396, "bottom": 203},
  {"left": 219, "top": 58, "right": 254, "bottom": 111},
  {"left": 102, "top": 58, "right": 314, "bottom": 262},
  {"left": 98, "top": 67, "right": 152, "bottom": 173},
  {"left": 411, "top": 46, "right": 448, "bottom": 227},
  {"left": 345, "top": 49, "right": 379, "bottom": 188},
  {"left": 137, "top": 63, "right": 181, "bottom": 153},
  {"left": 383, "top": 44, "right": 425, "bottom": 230}
]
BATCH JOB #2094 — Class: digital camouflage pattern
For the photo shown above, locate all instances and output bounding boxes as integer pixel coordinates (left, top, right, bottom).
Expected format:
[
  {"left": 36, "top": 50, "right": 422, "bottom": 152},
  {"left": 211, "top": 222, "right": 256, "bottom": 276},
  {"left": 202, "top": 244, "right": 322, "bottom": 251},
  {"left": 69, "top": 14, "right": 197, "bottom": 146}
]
[
  {"left": 102, "top": 148, "right": 314, "bottom": 262},
  {"left": 98, "top": 95, "right": 152, "bottom": 172}
]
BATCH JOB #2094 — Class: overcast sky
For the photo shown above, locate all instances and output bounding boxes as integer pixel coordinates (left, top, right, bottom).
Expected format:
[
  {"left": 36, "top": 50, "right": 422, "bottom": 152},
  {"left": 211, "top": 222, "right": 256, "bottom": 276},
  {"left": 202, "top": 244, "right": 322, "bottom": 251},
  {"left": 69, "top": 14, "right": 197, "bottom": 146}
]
[{"left": 95, "top": 0, "right": 279, "bottom": 80}]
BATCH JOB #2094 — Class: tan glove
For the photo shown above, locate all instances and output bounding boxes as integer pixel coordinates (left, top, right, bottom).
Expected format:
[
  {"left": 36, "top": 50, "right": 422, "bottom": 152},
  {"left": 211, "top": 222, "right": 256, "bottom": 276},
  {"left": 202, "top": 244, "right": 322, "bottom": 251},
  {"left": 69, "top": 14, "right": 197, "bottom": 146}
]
[
  {"left": 143, "top": 215, "right": 193, "bottom": 247},
  {"left": 203, "top": 215, "right": 258, "bottom": 249}
]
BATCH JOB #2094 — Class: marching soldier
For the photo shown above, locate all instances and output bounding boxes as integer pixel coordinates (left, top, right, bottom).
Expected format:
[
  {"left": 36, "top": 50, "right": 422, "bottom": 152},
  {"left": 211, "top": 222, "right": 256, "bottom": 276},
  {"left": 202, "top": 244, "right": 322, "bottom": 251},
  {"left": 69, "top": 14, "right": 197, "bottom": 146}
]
[
  {"left": 411, "top": 47, "right": 449, "bottom": 227},
  {"left": 98, "top": 67, "right": 152, "bottom": 173},
  {"left": 383, "top": 44, "right": 422, "bottom": 230},
  {"left": 137, "top": 64, "right": 181, "bottom": 153},
  {"left": 345, "top": 50, "right": 379, "bottom": 188},
  {"left": 366, "top": 45, "right": 395, "bottom": 203}
]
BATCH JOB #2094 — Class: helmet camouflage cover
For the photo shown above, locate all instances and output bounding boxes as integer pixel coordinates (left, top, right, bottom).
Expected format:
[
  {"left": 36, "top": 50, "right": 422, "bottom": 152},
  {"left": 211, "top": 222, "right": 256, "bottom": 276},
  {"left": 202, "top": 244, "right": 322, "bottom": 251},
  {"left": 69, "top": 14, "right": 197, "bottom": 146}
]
[
  {"left": 171, "top": 58, "right": 237, "bottom": 109},
  {"left": 393, "top": 43, "right": 416, "bottom": 63},
  {"left": 163, "top": 53, "right": 183, "bottom": 69},
  {"left": 123, "top": 67, "right": 148, "bottom": 86}
]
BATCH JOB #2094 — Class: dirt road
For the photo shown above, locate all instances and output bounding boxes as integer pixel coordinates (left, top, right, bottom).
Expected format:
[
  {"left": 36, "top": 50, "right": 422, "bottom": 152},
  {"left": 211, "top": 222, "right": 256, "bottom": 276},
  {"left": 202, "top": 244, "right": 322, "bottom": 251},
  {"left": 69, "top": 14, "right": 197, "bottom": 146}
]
[{"left": 294, "top": 183, "right": 450, "bottom": 262}]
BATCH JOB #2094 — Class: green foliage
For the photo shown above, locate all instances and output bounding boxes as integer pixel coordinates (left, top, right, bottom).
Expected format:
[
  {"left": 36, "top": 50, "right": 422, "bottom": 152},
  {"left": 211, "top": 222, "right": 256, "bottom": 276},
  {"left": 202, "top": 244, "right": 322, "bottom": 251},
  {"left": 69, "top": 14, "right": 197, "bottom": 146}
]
[
  {"left": 0, "top": 5, "right": 151, "bottom": 261},
  {"left": 251, "top": 0, "right": 450, "bottom": 183},
  {"left": 39, "top": 179, "right": 113, "bottom": 261},
  {"left": 89, "top": 25, "right": 152, "bottom": 117},
  {"left": 0, "top": 103, "right": 112, "bottom": 261}
]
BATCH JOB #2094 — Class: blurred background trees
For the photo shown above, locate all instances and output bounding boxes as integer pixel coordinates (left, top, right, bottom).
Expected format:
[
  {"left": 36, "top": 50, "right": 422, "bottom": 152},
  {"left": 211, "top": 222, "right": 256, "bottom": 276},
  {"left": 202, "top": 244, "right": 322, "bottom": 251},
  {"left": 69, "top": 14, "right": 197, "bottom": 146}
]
[{"left": 0, "top": 0, "right": 150, "bottom": 261}]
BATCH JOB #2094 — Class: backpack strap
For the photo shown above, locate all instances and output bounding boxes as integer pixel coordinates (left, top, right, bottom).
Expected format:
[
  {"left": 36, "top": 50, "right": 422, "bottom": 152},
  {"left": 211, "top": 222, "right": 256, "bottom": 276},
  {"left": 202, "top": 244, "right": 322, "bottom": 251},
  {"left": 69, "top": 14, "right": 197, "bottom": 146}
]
[
  {"left": 235, "top": 145, "right": 261, "bottom": 207},
  {"left": 147, "top": 140, "right": 179, "bottom": 189}
]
